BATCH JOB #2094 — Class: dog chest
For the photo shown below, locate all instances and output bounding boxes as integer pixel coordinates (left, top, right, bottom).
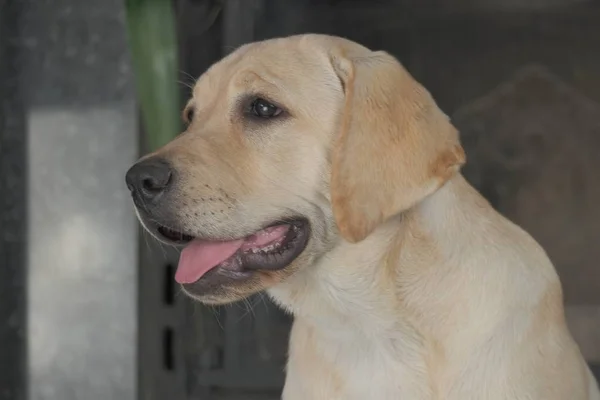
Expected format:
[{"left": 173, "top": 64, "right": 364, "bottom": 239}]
[{"left": 283, "top": 320, "right": 432, "bottom": 400}]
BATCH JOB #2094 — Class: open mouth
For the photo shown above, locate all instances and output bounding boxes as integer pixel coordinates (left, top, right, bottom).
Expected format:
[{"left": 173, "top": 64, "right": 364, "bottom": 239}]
[
  {"left": 157, "top": 226, "right": 195, "bottom": 243},
  {"left": 155, "top": 219, "right": 310, "bottom": 284}
]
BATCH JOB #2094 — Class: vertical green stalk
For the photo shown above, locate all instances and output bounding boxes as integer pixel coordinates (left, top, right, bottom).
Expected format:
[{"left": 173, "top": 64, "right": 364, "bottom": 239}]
[{"left": 125, "top": 0, "right": 181, "bottom": 152}]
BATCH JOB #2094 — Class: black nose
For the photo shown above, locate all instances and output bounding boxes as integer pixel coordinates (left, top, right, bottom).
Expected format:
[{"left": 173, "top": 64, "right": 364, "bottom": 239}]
[{"left": 125, "top": 158, "right": 173, "bottom": 202}]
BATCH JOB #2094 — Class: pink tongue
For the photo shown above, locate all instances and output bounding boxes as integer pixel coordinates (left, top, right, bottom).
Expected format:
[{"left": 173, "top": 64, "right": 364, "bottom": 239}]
[
  {"left": 176, "top": 239, "right": 244, "bottom": 284},
  {"left": 241, "top": 225, "right": 289, "bottom": 250},
  {"left": 175, "top": 225, "right": 290, "bottom": 284}
]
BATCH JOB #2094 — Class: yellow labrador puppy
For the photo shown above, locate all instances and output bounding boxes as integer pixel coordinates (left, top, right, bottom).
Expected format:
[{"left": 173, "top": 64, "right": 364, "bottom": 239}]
[{"left": 126, "top": 34, "right": 599, "bottom": 399}]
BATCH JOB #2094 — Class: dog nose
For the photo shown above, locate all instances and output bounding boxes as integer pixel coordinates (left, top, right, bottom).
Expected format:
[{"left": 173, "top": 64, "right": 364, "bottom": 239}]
[{"left": 125, "top": 158, "right": 173, "bottom": 202}]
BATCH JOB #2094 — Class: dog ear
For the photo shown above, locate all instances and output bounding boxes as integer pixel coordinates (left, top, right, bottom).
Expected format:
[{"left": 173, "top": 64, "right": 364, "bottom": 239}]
[{"left": 330, "top": 50, "right": 465, "bottom": 243}]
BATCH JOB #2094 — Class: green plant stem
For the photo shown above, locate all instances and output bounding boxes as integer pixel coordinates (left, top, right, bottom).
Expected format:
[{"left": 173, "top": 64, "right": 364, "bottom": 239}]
[{"left": 125, "top": 0, "right": 181, "bottom": 152}]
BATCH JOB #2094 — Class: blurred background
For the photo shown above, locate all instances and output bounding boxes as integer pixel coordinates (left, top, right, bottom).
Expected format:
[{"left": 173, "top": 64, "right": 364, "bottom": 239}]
[{"left": 1, "top": 0, "right": 599, "bottom": 399}]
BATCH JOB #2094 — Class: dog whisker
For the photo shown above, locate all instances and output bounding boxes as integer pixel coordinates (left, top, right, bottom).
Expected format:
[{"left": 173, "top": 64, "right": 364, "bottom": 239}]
[{"left": 177, "top": 80, "right": 195, "bottom": 91}]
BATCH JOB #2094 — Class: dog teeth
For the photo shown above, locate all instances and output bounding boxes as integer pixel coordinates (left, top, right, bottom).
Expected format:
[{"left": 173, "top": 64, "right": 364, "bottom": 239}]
[
  {"left": 264, "top": 244, "right": 277, "bottom": 252},
  {"left": 249, "top": 242, "right": 282, "bottom": 254}
]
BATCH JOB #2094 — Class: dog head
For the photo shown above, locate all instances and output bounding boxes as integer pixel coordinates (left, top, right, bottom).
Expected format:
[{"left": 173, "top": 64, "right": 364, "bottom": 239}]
[{"left": 126, "top": 34, "right": 464, "bottom": 304}]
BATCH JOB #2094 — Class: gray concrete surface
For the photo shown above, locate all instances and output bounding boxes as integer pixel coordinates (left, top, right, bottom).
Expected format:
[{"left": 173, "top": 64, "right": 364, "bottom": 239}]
[{"left": 16, "top": 0, "right": 139, "bottom": 399}]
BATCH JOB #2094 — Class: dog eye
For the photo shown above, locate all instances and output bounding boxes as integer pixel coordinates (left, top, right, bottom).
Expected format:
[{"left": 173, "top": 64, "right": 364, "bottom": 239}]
[{"left": 250, "top": 98, "right": 282, "bottom": 119}]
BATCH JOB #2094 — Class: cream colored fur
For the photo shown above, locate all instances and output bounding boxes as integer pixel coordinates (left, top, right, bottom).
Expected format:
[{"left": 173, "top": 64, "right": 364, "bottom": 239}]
[
  {"left": 272, "top": 176, "right": 599, "bottom": 399},
  {"left": 141, "top": 34, "right": 600, "bottom": 399}
]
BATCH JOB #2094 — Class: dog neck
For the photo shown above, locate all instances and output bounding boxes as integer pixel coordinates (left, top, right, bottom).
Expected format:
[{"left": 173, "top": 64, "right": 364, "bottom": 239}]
[{"left": 268, "top": 175, "right": 483, "bottom": 344}]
